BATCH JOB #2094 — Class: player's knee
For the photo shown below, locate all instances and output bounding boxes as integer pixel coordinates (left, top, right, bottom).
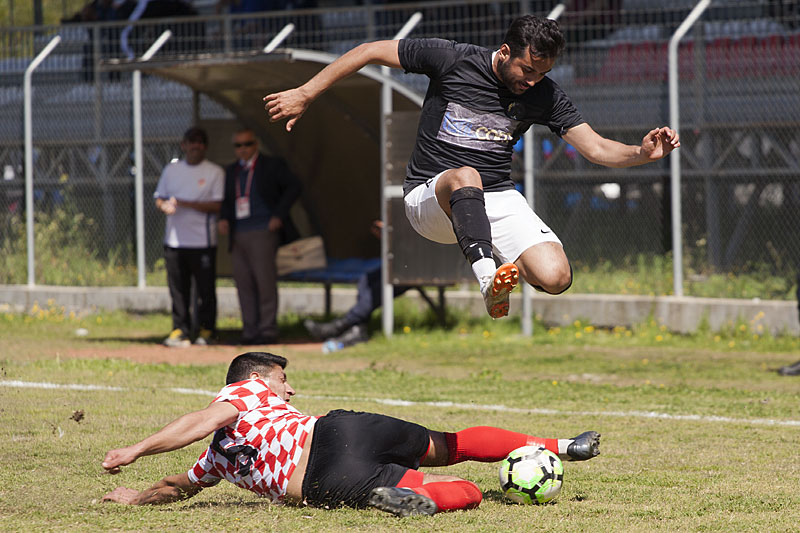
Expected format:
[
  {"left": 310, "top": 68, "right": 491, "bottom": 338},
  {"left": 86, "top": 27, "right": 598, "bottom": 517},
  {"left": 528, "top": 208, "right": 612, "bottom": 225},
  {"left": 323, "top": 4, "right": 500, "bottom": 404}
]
[
  {"left": 531, "top": 263, "right": 572, "bottom": 295},
  {"left": 447, "top": 166, "right": 482, "bottom": 189}
]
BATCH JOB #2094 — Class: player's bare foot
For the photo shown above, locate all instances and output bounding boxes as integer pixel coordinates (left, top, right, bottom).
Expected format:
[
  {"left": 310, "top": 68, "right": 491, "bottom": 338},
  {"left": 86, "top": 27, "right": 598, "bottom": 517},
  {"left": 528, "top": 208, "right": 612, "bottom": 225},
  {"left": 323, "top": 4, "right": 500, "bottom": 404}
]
[
  {"left": 564, "top": 431, "right": 601, "bottom": 461},
  {"left": 480, "top": 263, "right": 519, "bottom": 319},
  {"left": 368, "top": 486, "right": 438, "bottom": 517}
]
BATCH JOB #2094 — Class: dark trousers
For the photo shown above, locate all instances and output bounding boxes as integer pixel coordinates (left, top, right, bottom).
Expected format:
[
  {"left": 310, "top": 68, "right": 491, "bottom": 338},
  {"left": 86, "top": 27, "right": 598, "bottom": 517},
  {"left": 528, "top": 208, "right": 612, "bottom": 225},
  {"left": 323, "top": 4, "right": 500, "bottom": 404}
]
[
  {"left": 164, "top": 246, "right": 217, "bottom": 334},
  {"left": 344, "top": 266, "right": 410, "bottom": 326},
  {"left": 231, "top": 228, "right": 280, "bottom": 340}
]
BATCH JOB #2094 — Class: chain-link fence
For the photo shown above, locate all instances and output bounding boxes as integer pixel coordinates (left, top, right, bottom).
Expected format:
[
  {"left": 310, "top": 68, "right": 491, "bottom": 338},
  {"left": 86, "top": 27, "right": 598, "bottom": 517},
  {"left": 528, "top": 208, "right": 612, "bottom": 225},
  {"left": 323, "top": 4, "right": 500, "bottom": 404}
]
[{"left": 1, "top": 0, "right": 798, "bottom": 296}]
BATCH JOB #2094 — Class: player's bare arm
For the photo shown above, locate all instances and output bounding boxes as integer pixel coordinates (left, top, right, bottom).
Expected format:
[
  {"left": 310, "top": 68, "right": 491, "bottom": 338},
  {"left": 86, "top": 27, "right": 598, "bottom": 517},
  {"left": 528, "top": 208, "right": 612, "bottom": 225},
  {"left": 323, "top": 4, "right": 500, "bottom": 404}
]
[
  {"left": 264, "top": 40, "right": 401, "bottom": 132},
  {"left": 174, "top": 199, "right": 222, "bottom": 213},
  {"left": 102, "top": 473, "right": 202, "bottom": 505},
  {"left": 563, "top": 123, "right": 680, "bottom": 168},
  {"left": 102, "top": 401, "right": 238, "bottom": 474}
]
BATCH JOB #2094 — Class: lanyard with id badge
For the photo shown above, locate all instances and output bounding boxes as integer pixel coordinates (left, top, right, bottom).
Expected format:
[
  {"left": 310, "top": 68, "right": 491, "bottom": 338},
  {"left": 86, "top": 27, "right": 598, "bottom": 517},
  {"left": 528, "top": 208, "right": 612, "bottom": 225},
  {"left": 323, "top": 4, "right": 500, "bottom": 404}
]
[{"left": 235, "top": 154, "right": 257, "bottom": 219}]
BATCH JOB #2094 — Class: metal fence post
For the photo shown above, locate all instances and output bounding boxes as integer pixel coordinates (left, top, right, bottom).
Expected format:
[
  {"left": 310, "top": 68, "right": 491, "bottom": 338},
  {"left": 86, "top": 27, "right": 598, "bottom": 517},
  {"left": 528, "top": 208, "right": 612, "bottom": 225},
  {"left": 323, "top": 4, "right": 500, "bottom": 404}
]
[
  {"left": 134, "top": 30, "right": 172, "bottom": 289},
  {"left": 668, "top": 0, "right": 711, "bottom": 297},
  {"left": 24, "top": 34, "right": 61, "bottom": 288},
  {"left": 263, "top": 24, "right": 295, "bottom": 53},
  {"left": 382, "top": 12, "right": 422, "bottom": 338},
  {"left": 521, "top": 3, "right": 566, "bottom": 336}
]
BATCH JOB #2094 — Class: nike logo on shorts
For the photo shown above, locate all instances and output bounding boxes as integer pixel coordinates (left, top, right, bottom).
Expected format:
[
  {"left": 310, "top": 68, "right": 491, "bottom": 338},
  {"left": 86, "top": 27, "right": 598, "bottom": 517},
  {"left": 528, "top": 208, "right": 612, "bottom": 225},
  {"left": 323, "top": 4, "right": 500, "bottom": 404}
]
[{"left": 541, "top": 229, "right": 552, "bottom": 234}]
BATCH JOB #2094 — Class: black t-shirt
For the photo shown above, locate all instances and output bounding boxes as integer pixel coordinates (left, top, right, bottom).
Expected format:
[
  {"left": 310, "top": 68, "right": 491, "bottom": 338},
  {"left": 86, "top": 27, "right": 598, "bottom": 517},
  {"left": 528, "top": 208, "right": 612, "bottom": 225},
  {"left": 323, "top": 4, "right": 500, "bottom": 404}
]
[{"left": 398, "top": 38, "right": 585, "bottom": 194}]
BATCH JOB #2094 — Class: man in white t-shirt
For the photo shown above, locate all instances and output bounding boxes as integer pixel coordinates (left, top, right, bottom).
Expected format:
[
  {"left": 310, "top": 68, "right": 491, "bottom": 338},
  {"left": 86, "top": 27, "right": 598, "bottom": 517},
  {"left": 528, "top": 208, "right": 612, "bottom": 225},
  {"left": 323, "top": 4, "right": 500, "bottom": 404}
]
[{"left": 154, "top": 126, "right": 225, "bottom": 347}]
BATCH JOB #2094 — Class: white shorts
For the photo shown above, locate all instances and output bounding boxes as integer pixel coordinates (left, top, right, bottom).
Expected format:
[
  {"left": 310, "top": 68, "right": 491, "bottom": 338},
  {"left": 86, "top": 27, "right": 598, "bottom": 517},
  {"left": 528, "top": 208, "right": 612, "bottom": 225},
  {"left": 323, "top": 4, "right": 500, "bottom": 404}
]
[{"left": 403, "top": 172, "right": 562, "bottom": 264}]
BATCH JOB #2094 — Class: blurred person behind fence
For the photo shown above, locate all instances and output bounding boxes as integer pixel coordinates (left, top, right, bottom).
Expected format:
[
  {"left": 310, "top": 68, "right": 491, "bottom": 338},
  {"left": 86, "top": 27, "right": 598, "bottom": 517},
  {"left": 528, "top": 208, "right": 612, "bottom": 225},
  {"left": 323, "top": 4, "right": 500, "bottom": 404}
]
[
  {"left": 219, "top": 127, "right": 302, "bottom": 345},
  {"left": 155, "top": 126, "right": 224, "bottom": 347}
]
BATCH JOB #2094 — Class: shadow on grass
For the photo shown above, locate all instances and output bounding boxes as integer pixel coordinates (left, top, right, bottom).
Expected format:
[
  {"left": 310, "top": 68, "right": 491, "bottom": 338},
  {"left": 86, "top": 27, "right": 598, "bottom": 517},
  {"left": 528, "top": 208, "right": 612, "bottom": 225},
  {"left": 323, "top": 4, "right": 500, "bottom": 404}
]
[
  {"left": 184, "top": 500, "right": 269, "bottom": 509},
  {"left": 483, "top": 488, "right": 564, "bottom": 506},
  {"left": 83, "top": 328, "right": 317, "bottom": 346}
]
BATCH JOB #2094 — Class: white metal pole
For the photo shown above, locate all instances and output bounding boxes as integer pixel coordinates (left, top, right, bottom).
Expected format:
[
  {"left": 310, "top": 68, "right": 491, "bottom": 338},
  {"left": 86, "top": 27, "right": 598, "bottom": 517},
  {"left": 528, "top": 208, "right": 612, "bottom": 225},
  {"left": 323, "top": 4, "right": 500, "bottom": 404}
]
[
  {"left": 263, "top": 23, "right": 295, "bottom": 54},
  {"left": 134, "top": 30, "right": 171, "bottom": 289},
  {"left": 547, "top": 3, "right": 566, "bottom": 20},
  {"left": 521, "top": 3, "right": 565, "bottom": 334},
  {"left": 522, "top": 129, "right": 535, "bottom": 336},
  {"left": 381, "top": 11, "right": 422, "bottom": 338},
  {"left": 24, "top": 35, "right": 61, "bottom": 288},
  {"left": 668, "top": 0, "right": 710, "bottom": 297}
]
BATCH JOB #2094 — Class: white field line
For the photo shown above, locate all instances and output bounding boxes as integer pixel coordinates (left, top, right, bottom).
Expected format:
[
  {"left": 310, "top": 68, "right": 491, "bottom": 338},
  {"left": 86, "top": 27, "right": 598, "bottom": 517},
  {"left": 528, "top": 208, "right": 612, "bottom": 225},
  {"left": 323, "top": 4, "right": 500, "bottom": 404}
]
[{"left": 3, "top": 380, "right": 800, "bottom": 428}]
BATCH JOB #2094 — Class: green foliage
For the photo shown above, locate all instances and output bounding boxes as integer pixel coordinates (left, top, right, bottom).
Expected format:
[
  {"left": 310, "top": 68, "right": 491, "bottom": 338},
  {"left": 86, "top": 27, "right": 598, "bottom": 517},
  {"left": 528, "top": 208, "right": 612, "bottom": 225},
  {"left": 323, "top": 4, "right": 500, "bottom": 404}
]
[
  {"left": 0, "top": 206, "right": 796, "bottom": 299},
  {"left": 571, "top": 253, "right": 796, "bottom": 300},
  {"left": 0, "top": 211, "right": 143, "bottom": 286},
  {"left": 0, "top": 0, "right": 86, "bottom": 28}
]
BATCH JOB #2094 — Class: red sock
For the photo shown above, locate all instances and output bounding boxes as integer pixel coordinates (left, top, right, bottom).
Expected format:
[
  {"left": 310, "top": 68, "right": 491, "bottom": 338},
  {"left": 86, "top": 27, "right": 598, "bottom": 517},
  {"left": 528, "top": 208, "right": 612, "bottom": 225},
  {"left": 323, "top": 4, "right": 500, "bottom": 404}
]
[
  {"left": 396, "top": 470, "right": 482, "bottom": 512},
  {"left": 444, "top": 426, "right": 558, "bottom": 464}
]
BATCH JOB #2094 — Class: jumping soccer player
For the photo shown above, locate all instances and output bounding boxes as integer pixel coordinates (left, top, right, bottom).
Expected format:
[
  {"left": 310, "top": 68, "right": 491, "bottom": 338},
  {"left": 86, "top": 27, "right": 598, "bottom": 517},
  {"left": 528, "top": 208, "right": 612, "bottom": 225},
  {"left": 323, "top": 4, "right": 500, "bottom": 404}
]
[
  {"left": 264, "top": 15, "right": 679, "bottom": 319},
  {"left": 101, "top": 352, "right": 600, "bottom": 517}
]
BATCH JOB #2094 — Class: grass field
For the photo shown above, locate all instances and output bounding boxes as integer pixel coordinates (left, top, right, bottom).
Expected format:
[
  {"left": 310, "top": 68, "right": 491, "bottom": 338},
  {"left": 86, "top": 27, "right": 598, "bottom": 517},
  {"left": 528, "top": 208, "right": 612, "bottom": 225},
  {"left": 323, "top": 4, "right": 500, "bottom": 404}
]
[{"left": 2, "top": 308, "right": 800, "bottom": 531}]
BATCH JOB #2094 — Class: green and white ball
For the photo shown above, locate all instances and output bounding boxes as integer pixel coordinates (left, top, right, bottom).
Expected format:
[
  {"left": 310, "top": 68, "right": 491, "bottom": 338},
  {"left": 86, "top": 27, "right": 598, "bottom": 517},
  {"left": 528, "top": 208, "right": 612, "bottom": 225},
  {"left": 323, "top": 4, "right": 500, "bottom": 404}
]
[{"left": 499, "top": 446, "right": 564, "bottom": 505}]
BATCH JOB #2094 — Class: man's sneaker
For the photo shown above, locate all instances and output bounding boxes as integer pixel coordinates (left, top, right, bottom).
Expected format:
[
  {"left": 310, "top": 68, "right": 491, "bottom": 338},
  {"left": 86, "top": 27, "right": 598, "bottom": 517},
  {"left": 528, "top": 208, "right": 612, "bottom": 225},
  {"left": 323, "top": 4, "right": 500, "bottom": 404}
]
[
  {"left": 565, "top": 431, "right": 601, "bottom": 461},
  {"left": 163, "top": 328, "right": 190, "bottom": 348},
  {"left": 367, "top": 486, "right": 438, "bottom": 517},
  {"left": 304, "top": 317, "right": 351, "bottom": 341},
  {"left": 322, "top": 323, "right": 369, "bottom": 354},
  {"left": 778, "top": 359, "right": 800, "bottom": 376},
  {"left": 479, "top": 263, "right": 519, "bottom": 319},
  {"left": 194, "top": 328, "right": 214, "bottom": 346}
]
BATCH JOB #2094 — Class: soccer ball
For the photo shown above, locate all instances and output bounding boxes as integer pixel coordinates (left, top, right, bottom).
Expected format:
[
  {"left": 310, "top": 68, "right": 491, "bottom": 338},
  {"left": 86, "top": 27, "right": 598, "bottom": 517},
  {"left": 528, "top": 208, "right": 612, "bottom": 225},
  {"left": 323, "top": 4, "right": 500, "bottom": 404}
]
[{"left": 499, "top": 446, "right": 564, "bottom": 505}]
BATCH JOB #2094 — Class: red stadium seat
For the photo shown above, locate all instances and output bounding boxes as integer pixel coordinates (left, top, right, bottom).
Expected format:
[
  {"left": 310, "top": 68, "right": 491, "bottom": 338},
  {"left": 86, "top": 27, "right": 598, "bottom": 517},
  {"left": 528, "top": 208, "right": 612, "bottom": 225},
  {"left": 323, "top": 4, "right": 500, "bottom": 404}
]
[
  {"left": 706, "top": 37, "right": 732, "bottom": 79},
  {"left": 756, "top": 35, "right": 782, "bottom": 77},
  {"left": 597, "top": 42, "right": 633, "bottom": 83},
  {"left": 731, "top": 35, "right": 757, "bottom": 78},
  {"left": 781, "top": 33, "right": 800, "bottom": 76},
  {"left": 676, "top": 41, "right": 693, "bottom": 80}
]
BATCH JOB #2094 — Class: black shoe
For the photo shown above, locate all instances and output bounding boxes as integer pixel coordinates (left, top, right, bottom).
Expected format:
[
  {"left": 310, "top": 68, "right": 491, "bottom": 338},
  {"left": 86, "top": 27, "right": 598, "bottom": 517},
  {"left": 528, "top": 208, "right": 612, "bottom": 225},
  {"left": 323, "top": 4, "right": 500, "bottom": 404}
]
[
  {"left": 565, "top": 431, "right": 601, "bottom": 461},
  {"left": 304, "top": 317, "right": 351, "bottom": 341},
  {"left": 778, "top": 360, "right": 800, "bottom": 376},
  {"left": 367, "top": 487, "right": 438, "bottom": 517},
  {"left": 333, "top": 323, "right": 369, "bottom": 346}
]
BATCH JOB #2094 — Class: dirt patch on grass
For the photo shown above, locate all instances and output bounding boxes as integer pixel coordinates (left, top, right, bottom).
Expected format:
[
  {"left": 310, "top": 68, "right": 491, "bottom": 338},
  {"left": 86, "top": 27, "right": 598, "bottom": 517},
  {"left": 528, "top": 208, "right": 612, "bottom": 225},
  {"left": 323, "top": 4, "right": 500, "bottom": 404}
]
[{"left": 61, "top": 342, "right": 323, "bottom": 365}]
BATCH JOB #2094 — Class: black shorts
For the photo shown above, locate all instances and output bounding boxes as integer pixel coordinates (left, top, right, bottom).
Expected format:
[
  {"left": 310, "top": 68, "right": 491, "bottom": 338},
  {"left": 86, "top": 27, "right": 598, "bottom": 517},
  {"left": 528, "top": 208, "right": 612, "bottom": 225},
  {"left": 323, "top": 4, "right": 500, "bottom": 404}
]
[{"left": 301, "top": 409, "right": 430, "bottom": 508}]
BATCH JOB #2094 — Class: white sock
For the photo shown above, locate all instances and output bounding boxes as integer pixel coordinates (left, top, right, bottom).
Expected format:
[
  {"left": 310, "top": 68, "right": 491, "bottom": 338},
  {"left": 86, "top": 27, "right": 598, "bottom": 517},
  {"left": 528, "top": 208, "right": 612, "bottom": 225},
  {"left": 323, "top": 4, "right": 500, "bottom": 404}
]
[
  {"left": 557, "top": 439, "right": 572, "bottom": 457},
  {"left": 472, "top": 258, "right": 497, "bottom": 289}
]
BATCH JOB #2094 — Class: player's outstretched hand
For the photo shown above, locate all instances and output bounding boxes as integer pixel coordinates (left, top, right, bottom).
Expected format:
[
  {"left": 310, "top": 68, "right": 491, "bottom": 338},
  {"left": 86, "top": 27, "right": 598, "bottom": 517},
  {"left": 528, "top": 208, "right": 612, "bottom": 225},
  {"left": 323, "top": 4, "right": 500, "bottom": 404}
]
[
  {"left": 102, "top": 446, "right": 139, "bottom": 474},
  {"left": 102, "top": 487, "right": 141, "bottom": 505},
  {"left": 264, "top": 87, "right": 310, "bottom": 132},
  {"left": 641, "top": 126, "right": 680, "bottom": 160}
]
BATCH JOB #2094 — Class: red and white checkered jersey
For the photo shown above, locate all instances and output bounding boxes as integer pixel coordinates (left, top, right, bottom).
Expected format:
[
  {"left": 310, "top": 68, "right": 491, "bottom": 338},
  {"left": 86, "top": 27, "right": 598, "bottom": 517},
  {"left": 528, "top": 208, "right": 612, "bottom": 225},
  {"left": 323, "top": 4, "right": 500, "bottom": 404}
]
[{"left": 187, "top": 378, "right": 318, "bottom": 502}]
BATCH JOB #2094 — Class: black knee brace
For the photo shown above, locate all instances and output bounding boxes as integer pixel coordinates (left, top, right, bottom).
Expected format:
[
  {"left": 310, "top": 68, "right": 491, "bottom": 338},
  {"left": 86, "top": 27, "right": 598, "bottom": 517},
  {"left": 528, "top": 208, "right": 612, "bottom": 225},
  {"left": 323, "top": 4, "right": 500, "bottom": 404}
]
[{"left": 448, "top": 186, "right": 493, "bottom": 264}]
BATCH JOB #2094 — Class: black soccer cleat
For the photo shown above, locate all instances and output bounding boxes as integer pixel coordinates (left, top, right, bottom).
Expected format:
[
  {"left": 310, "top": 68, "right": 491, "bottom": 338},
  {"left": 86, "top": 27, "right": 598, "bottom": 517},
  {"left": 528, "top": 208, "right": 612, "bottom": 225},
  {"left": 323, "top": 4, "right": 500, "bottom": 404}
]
[
  {"left": 565, "top": 431, "right": 601, "bottom": 461},
  {"left": 367, "top": 486, "right": 438, "bottom": 517}
]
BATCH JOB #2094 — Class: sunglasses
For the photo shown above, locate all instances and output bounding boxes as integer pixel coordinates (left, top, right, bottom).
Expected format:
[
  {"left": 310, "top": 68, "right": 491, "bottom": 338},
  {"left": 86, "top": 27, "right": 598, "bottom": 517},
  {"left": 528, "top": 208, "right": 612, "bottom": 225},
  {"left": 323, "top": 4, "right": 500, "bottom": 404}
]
[{"left": 234, "top": 141, "right": 256, "bottom": 148}]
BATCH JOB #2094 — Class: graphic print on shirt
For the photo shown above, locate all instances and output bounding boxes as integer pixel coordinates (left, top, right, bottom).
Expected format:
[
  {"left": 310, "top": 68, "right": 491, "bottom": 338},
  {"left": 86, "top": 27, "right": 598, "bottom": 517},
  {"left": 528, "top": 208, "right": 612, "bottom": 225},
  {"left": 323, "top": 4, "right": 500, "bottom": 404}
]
[
  {"left": 187, "top": 378, "right": 318, "bottom": 502},
  {"left": 437, "top": 101, "right": 522, "bottom": 152}
]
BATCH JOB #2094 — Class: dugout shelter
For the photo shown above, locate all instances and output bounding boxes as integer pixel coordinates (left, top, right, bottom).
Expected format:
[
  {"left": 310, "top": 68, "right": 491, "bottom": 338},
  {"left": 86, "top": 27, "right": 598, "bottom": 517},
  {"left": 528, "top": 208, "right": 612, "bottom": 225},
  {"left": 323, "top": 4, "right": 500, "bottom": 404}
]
[{"left": 103, "top": 24, "right": 474, "bottom": 335}]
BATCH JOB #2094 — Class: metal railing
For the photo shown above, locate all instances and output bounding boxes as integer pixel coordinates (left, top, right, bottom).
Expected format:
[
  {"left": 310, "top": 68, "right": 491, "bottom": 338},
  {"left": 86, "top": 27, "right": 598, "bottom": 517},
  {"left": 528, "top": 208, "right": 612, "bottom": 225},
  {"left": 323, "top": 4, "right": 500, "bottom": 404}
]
[{"left": 1, "top": 0, "right": 799, "bottom": 300}]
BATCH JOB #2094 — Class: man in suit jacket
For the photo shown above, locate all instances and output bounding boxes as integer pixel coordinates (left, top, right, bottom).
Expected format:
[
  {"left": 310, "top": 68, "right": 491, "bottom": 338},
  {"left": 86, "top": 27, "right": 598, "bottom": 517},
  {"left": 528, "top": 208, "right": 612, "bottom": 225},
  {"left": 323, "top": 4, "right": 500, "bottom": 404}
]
[{"left": 219, "top": 127, "right": 302, "bottom": 344}]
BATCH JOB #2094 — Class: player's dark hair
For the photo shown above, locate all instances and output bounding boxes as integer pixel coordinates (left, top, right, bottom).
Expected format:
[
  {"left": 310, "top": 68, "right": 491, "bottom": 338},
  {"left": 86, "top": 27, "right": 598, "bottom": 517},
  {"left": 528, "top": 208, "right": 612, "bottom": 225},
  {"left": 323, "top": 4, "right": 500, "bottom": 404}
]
[
  {"left": 226, "top": 352, "right": 287, "bottom": 385},
  {"left": 182, "top": 126, "right": 209, "bottom": 146},
  {"left": 503, "top": 15, "right": 564, "bottom": 59}
]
